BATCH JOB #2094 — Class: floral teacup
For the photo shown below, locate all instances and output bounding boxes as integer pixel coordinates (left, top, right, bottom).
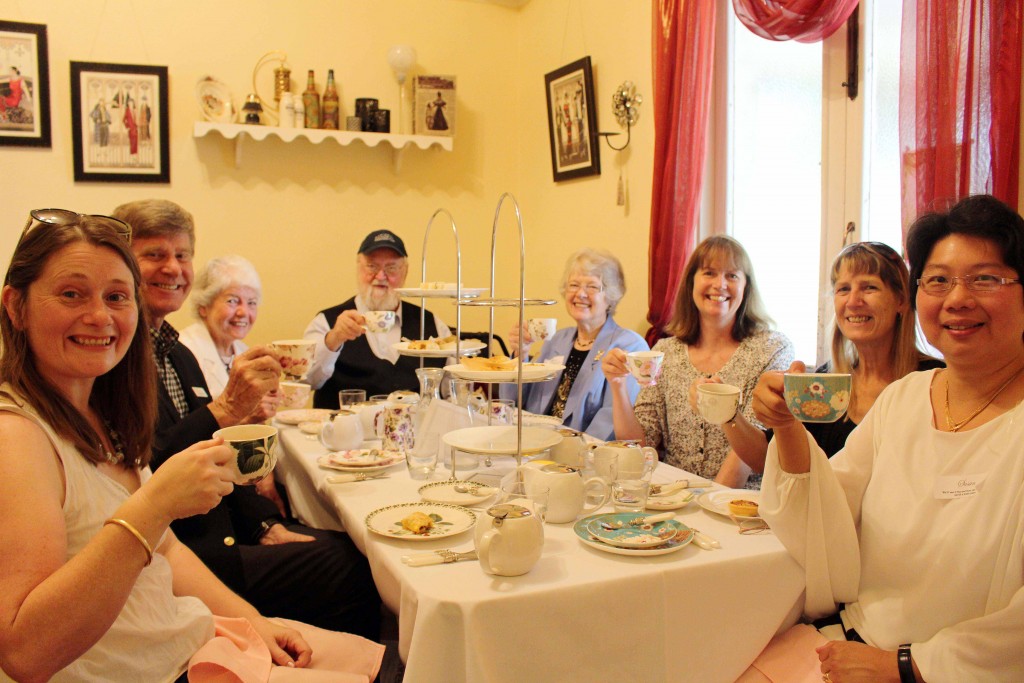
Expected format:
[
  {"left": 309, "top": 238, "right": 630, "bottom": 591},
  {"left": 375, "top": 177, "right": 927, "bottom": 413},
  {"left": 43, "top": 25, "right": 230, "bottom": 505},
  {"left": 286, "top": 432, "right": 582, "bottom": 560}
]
[
  {"left": 363, "top": 310, "right": 396, "bottom": 333},
  {"left": 783, "top": 373, "right": 852, "bottom": 423},
  {"left": 625, "top": 350, "right": 665, "bottom": 387}
]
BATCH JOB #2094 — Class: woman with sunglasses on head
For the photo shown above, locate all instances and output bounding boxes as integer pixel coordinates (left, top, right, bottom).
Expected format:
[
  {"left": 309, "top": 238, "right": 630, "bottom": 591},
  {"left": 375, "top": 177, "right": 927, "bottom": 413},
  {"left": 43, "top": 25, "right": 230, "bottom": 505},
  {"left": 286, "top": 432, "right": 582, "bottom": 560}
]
[
  {"left": 504, "top": 248, "right": 648, "bottom": 440},
  {"left": 736, "top": 242, "right": 942, "bottom": 472},
  {"left": 0, "top": 211, "right": 382, "bottom": 682},
  {"left": 746, "top": 195, "right": 1024, "bottom": 682},
  {"left": 602, "top": 235, "right": 794, "bottom": 488}
]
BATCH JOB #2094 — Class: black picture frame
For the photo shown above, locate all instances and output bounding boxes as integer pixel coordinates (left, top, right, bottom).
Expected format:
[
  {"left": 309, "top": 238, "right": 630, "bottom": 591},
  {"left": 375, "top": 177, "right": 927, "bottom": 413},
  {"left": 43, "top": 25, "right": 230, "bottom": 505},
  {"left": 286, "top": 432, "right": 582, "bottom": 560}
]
[
  {"left": 70, "top": 61, "right": 169, "bottom": 183},
  {"left": 544, "top": 56, "right": 600, "bottom": 182},
  {"left": 0, "top": 20, "right": 51, "bottom": 147}
]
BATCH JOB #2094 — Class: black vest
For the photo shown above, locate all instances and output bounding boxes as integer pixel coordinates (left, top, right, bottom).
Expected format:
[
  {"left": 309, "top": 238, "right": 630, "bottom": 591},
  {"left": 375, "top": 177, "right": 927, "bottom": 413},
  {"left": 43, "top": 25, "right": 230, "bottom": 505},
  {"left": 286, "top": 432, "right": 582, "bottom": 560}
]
[{"left": 312, "top": 297, "right": 446, "bottom": 409}]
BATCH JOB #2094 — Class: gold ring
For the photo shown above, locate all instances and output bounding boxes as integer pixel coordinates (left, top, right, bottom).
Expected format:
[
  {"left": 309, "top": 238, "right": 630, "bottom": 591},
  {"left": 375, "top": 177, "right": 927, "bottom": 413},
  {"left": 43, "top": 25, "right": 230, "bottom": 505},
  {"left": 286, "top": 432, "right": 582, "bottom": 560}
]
[{"left": 822, "top": 674, "right": 832, "bottom": 683}]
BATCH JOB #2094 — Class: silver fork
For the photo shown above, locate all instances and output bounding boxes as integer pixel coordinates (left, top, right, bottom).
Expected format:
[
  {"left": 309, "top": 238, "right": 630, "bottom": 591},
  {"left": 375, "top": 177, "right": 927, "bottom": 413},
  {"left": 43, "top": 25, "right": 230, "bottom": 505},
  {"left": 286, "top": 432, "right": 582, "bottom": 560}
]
[{"left": 435, "top": 549, "right": 477, "bottom": 563}]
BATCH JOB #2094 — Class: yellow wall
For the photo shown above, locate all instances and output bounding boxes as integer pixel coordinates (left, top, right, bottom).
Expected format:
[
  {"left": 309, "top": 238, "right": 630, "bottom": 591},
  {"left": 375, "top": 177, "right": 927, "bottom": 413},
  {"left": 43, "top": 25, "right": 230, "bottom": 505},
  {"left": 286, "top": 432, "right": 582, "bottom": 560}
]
[{"left": 0, "top": 0, "right": 655, "bottom": 346}]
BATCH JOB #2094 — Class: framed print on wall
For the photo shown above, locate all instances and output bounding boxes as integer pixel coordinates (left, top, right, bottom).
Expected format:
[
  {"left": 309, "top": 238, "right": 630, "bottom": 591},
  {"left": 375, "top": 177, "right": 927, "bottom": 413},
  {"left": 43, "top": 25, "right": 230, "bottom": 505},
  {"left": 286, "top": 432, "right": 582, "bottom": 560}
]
[
  {"left": 544, "top": 56, "right": 600, "bottom": 182},
  {"left": 70, "top": 61, "right": 169, "bottom": 183},
  {"left": 413, "top": 74, "right": 455, "bottom": 136},
  {"left": 0, "top": 20, "right": 51, "bottom": 147}
]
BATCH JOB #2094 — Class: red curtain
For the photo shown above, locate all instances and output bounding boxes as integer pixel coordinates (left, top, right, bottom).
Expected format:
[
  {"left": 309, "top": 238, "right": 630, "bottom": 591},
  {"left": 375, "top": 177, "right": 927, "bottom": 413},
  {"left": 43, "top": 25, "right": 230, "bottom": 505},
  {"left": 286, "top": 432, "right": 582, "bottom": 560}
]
[
  {"left": 732, "top": 0, "right": 861, "bottom": 43},
  {"left": 646, "top": 0, "right": 717, "bottom": 345},
  {"left": 899, "top": 0, "right": 1022, "bottom": 238}
]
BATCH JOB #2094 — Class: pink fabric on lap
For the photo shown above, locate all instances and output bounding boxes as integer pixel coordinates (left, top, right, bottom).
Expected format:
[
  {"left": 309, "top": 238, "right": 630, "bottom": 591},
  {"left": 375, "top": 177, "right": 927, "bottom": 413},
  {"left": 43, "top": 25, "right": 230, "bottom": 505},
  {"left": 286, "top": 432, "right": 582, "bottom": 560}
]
[
  {"left": 735, "top": 624, "right": 828, "bottom": 683},
  {"left": 188, "top": 616, "right": 384, "bottom": 683}
]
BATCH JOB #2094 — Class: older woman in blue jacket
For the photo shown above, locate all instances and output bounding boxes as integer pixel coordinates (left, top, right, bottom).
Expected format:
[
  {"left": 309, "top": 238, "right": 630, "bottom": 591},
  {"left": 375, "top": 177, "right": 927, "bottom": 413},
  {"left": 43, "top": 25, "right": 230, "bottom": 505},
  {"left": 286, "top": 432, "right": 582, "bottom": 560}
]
[{"left": 504, "top": 248, "right": 648, "bottom": 440}]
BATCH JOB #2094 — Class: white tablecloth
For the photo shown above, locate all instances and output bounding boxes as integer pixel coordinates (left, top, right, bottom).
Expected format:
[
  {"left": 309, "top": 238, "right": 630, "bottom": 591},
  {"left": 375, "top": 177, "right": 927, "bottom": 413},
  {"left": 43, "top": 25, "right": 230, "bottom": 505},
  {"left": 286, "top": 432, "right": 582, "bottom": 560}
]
[{"left": 275, "top": 424, "right": 805, "bottom": 683}]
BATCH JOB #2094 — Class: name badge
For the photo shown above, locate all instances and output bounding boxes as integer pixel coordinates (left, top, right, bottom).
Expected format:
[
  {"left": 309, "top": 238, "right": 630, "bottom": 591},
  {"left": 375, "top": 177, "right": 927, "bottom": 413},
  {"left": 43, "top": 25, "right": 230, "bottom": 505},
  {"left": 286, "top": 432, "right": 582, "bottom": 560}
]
[
  {"left": 934, "top": 474, "right": 986, "bottom": 499},
  {"left": 192, "top": 386, "right": 209, "bottom": 399}
]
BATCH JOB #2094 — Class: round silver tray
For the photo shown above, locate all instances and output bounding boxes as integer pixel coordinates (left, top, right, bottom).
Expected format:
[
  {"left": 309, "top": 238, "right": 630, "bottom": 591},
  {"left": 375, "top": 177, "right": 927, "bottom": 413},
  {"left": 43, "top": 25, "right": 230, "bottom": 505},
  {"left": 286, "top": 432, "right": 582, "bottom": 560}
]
[{"left": 456, "top": 297, "right": 557, "bottom": 307}]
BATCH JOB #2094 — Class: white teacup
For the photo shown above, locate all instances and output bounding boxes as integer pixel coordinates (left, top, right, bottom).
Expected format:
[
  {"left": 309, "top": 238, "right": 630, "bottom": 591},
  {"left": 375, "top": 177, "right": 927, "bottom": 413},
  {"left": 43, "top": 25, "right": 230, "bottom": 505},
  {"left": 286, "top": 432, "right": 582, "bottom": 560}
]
[
  {"left": 319, "top": 410, "right": 364, "bottom": 451},
  {"left": 696, "top": 383, "right": 741, "bottom": 424},
  {"left": 270, "top": 339, "right": 316, "bottom": 381},
  {"left": 625, "top": 350, "right": 665, "bottom": 387},
  {"left": 363, "top": 310, "right": 397, "bottom": 333},
  {"left": 527, "top": 318, "right": 557, "bottom": 342},
  {"left": 279, "top": 381, "right": 311, "bottom": 409},
  {"left": 213, "top": 424, "right": 278, "bottom": 485}
]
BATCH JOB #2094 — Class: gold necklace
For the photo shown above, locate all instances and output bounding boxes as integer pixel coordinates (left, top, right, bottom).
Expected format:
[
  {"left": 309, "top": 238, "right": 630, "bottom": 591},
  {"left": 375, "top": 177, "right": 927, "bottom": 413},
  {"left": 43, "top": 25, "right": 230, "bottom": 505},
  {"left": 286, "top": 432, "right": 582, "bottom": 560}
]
[{"left": 944, "top": 364, "right": 1024, "bottom": 432}]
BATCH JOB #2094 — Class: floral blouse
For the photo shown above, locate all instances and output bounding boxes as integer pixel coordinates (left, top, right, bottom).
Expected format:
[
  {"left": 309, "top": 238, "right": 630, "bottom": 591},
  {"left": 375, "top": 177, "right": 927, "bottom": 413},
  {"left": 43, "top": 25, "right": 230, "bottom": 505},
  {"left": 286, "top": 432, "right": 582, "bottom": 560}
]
[{"left": 634, "top": 330, "right": 794, "bottom": 488}]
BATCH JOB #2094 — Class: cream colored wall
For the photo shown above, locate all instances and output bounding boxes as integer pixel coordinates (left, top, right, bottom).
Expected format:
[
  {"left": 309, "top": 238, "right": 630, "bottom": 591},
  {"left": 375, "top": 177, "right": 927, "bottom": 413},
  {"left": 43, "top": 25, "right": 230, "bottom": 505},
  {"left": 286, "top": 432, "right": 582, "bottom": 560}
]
[{"left": 0, "top": 0, "right": 654, "bottom": 347}]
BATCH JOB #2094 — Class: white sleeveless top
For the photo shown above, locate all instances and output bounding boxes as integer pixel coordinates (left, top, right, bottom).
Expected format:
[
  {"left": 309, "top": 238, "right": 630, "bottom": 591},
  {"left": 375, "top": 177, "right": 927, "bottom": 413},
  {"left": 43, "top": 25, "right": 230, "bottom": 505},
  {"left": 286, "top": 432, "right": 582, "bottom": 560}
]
[{"left": 0, "top": 388, "right": 213, "bottom": 683}]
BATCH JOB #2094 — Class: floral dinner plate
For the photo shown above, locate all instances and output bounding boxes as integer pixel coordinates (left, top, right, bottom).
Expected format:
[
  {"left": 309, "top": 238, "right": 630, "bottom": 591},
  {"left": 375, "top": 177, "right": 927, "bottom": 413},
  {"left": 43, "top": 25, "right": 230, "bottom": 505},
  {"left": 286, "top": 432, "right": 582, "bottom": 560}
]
[
  {"left": 365, "top": 502, "right": 476, "bottom": 541},
  {"left": 587, "top": 513, "right": 688, "bottom": 548},
  {"left": 317, "top": 453, "right": 405, "bottom": 474},
  {"left": 572, "top": 514, "right": 694, "bottom": 557}
]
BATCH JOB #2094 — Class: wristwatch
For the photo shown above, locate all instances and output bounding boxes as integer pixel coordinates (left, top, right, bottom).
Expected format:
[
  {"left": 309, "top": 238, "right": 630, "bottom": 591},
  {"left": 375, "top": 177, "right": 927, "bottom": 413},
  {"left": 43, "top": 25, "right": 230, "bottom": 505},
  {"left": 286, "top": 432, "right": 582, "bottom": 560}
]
[{"left": 256, "top": 518, "right": 280, "bottom": 541}]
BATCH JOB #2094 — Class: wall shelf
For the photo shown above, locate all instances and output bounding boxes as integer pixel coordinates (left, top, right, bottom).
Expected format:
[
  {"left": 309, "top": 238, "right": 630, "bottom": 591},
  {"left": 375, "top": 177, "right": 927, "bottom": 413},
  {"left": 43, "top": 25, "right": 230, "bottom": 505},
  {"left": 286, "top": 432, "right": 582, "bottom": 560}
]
[{"left": 192, "top": 121, "right": 453, "bottom": 172}]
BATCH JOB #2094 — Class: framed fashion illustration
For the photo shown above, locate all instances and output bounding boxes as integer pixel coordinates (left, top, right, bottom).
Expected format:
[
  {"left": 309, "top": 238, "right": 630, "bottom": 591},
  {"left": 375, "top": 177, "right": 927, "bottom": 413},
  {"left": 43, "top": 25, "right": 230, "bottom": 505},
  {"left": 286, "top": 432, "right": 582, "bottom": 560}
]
[
  {"left": 70, "top": 61, "right": 169, "bottom": 183},
  {"left": 0, "top": 20, "right": 51, "bottom": 147},
  {"left": 544, "top": 56, "right": 600, "bottom": 182},
  {"left": 413, "top": 74, "right": 455, "bottom": 136}
]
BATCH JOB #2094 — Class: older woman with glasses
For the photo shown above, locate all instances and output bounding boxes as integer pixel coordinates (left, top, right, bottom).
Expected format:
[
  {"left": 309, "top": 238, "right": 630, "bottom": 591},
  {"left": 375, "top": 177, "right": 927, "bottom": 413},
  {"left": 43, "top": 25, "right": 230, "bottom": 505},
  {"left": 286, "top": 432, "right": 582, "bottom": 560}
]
[
  {"left": 736, "top": 241, "right": 942, "bottom": 471},
  {"left": 504, "top": 248, "right": 648, "bottom": 440},
  {"left": 748, "top": 195, "right": 1024, "bottom": 682},
  {"left": 0, "top": 210, "right": 382, "bottom": 681}
]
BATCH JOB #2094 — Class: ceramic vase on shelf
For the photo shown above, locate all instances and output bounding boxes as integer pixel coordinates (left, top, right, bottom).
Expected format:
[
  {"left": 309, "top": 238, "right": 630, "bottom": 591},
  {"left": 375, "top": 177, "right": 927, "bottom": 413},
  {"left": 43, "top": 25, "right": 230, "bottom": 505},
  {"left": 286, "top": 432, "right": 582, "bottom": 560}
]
[
  {"left": 302, "top": 69, "right": 320, "bottom": 129},
  {"left": 321, "top": 69, "right": 339, "bottom": 130}
]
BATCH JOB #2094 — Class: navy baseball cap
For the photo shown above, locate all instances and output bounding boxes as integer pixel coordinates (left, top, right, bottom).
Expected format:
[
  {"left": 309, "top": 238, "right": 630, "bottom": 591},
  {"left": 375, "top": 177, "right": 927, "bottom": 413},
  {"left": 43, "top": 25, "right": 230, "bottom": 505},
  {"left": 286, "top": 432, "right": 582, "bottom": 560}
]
[{"left": 358, "top": 229, "right": 407, "bottom": 257}]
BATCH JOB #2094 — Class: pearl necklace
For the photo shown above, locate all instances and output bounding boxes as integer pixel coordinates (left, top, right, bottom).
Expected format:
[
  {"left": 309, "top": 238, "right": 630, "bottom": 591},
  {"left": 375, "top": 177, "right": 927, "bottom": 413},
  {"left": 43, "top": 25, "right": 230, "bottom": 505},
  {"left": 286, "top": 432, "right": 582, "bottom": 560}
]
[{"left": 944, "top": 364, "right": 1024, "bottom": 432}]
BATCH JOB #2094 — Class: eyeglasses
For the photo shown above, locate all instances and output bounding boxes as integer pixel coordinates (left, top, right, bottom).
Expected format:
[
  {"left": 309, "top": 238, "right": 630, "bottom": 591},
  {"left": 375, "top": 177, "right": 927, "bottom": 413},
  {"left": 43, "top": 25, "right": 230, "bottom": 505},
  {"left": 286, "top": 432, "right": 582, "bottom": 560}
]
[
  {"left": 916, "top": 274, "right": 1022, "bottom": 295},
  {"left": 359, "top": 262, "right": 404, "bottom": 277},
  {"left": 838, "top": 240, "right": 905, "bottom": 265},
  {"left": 21, "top": 208, "right": 132, "bottom": 246},
  {"left": 566, "top": 282, "right": 604, "bottom": 295}
]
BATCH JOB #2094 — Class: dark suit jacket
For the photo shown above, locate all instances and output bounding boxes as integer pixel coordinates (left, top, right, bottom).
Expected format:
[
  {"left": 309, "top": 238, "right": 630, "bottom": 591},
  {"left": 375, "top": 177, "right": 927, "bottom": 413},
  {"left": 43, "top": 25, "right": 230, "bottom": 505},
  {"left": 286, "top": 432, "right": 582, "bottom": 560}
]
[{"left": 151, "top": 341, "right": 281, "bottom": 592}]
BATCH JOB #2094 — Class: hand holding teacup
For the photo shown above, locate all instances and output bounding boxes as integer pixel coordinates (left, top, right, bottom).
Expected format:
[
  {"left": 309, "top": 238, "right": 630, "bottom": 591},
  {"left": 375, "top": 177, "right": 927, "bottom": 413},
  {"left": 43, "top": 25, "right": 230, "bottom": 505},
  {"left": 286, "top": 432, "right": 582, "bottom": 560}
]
[
  {"left": 325, "top": 309, "right": 368, "bottom": 350},
  {"left": 211, "top": 345, "right": 282, "bottom": 426},
  {"left": 752, "top": 361, "right": 806, "bottom": 430},
  {"left": 145, "top": 438, "right": 238, "bottom": 520},
  {"left": 695, "top": 381, "right": 742, "bottom": 425}
]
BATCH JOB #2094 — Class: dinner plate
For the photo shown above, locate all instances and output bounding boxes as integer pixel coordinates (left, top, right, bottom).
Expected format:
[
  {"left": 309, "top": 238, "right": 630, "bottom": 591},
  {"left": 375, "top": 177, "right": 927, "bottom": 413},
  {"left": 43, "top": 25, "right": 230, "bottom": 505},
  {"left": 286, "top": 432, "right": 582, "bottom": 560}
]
[
  {"left": 572, "top": 514, "right": 694, "bottom": 557},
  {"left": 325, "top": 448, "right": 402, "bottom": 467},
  {"left": 317, "top": 452, "right": 405, "bottom": 473},
  {"left": 697, "top": 489, "right": 762, "bottom": 518},
  {"left": 418, "top": 480, "right": 496, "bottom": 506},
  {"left": 276, "top": 409, "right": 333, "bottom": 425},
  {"left": 645, "top": 490, "right": 696, "bottom": 511},
  {"left": 394, "top": 287, "right": 486, "bottom": 299},
  {"left": 446, "top": 362, "right": 565, "bottom": 383},
  {"left": 392, "top": 339, "right": 485, "bottom": 358},
  {"left": 365, "top": 502, "right": 476, "bottom": 541},
  {"left": 511, "top": 412, "right": 564, "bottom": 428},
  {"left": 587, "top": 513, "right": 688, "bottom": 548},
  {"left": 195, "top": 76, "right": 235, "bottom": 123},
  {"left": 442, "top": 426, "right": 562, "bottom": 456}
]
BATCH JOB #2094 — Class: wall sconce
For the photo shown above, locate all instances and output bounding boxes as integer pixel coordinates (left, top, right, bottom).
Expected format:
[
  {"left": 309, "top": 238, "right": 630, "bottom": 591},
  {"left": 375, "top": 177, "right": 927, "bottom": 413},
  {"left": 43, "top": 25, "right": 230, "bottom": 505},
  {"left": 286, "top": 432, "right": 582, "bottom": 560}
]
[
  {"left": 387, "top": 45, "right": 417, "bottom": 134},
  {"left": 598, "top": 81, "right": 642, "bottom": 151}
]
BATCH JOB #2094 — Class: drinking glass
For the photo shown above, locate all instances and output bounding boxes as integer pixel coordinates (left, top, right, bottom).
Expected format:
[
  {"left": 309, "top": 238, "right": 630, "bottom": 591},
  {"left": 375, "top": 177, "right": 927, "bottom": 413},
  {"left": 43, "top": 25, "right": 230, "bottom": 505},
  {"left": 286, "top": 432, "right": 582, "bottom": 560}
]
[
  {"left": 339, "top": 389, "right": 367, "bottom": 408},
  {"left": 406, "top": 447, "right": 438, "bottom": 480},
  {"left": 500, "top": 481, "right": 550, "bottom": 523},
  {"left": 611, "top": 479, "right": 650, "bottom": 513}
]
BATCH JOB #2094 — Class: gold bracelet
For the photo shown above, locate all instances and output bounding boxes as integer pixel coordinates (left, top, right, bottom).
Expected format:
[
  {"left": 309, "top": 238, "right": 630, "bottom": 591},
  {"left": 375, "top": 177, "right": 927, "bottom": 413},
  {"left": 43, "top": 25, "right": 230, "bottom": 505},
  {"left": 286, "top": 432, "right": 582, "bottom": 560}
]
[{"left": 104, "top": 518, "right": 153, "bottom": 566}]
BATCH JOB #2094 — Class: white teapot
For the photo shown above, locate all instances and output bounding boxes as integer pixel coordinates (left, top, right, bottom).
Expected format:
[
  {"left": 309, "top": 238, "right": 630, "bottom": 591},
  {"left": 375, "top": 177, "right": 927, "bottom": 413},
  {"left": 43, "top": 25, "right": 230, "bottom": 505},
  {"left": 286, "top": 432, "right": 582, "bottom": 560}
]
[
  {"left": 548, "top": 427, "right": 587, "bottom": 468},
  {"left": 520, "top": 463, "right": 609, "bottom": 524},
  {"left": 319, "top": 410, "right": 364, "bottom": 451},
  {"left": 351, "top": 399, "right": 386, "bottom": 439},
  {"left": 474, "top": 503, "right": 544, "bottom": 577},
  {"left": 589, "top": 440, "right": 658, "bottom": 480}
]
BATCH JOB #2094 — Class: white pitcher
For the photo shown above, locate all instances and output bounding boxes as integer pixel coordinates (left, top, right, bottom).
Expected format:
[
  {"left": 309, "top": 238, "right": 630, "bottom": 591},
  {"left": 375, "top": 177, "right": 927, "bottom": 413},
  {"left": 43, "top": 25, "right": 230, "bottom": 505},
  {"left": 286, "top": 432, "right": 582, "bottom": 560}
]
[
  {"left": 474, "top": 503, "right": 544, "bottom": 577},
  {"left": 521, "top": 463, "right": 609, "bottom": 524},
  {"left": 319, "top": 410, "right": 364, "bottom": 451}
]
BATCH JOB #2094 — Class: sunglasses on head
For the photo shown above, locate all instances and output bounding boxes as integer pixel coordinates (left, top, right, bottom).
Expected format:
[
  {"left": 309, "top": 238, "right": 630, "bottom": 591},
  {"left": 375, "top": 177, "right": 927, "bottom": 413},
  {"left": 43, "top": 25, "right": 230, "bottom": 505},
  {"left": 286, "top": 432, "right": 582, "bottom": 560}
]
[{"left": 21, "top": 208, "right": 132, "bottom": 246}]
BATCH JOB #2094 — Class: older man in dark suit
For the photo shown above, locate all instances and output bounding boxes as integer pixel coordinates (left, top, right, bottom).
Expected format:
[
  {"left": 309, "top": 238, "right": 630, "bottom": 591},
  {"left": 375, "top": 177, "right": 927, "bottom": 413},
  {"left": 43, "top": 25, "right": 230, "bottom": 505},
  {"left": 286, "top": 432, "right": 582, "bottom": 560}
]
[{"left": 114, "top": 199, "right": 380, "bottom": 641}]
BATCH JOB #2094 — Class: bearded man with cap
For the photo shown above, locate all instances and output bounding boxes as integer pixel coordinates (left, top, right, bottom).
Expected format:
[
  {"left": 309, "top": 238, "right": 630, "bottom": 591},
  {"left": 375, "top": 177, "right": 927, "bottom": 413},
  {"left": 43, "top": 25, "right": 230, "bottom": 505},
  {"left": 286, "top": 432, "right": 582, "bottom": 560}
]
[{"left": 304, "top": 229, "right": 451, "bottom": 409}]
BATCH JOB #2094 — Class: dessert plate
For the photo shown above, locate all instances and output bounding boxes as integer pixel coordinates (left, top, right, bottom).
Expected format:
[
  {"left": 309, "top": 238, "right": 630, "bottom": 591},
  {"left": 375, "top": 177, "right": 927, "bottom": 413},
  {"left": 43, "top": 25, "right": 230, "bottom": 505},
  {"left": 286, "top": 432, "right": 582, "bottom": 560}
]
[
  {"left": 195, "top": 76, "right": 235, "bottom": 123},
  {"left": 697, "top": 489, "right": 762, "bottom": 518},
  {"left": 446, "top": 362, "right": 564, "bottom": 382},
  {"left": 587, "top": 513, "right": 687, "bottom": 548},
  {"left": 572, "top": 514, "right": 693, "bottom": 557},
  {"left": 395, "top": 287, "right": 486, "bottom": 298},
  {"left": 325, "top": 449, "right": 402, "bottom": 467},
  {"left": 393, "top": 339, "right": 485, "bottom": 358},
  {"left": 365, "top": 502, "right": 476, "bottom": 541},
  {"left": 317, "top": 452, "right": 405, "bottom": 473},
  {"left": 442, "top": 426, "right": 562, "bottom": 456},
  {"left": 645, "top": 490, "right": 696, "bottom": 511},
  {"left": 276, "top": 409, "right": 333, "bottom": 425},
  {"left": 418, "top": 480, "right": 496, "bottom": 506}
]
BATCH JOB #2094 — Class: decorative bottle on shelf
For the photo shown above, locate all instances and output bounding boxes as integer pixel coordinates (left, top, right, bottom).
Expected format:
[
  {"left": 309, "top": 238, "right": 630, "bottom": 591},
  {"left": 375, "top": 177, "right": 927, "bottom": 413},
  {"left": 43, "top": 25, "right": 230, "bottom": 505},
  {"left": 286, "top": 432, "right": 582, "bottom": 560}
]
[
  {"left": 321, "top": 69, "right": 340, "bottom": 130},
  {"left": 302, "top": 70, "right": 320, "bottom": 129}
]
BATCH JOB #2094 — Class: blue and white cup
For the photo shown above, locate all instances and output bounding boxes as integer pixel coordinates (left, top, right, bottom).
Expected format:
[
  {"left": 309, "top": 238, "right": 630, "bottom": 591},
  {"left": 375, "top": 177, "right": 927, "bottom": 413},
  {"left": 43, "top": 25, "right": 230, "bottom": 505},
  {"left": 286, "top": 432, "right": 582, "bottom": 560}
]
[{"left": 783, "top": 373, "right": 852, "bottom": 423}]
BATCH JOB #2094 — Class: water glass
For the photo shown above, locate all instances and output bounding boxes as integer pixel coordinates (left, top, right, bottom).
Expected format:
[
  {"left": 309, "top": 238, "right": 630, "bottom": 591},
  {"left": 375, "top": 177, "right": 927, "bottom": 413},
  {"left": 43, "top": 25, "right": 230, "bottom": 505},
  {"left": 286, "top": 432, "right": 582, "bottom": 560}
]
[
  {"left": 611, "top": 479, "right": 650, "bottom": 513},
  {"left": 500, "top": 481, "right": 550, "bottom": 523},
  {"left": 405, "top": 447, "right": 438, "bottom": 480},
  {"left": 339, "top": 389, "right": 367, "bottom": 408}
]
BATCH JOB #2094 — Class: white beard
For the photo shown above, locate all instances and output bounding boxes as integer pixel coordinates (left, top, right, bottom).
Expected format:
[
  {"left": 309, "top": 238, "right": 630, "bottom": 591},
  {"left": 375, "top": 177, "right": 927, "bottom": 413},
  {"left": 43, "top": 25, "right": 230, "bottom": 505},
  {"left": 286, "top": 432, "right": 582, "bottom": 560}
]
[{"left": 361, "top": 283, "right": 400, "bottom": 312}]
